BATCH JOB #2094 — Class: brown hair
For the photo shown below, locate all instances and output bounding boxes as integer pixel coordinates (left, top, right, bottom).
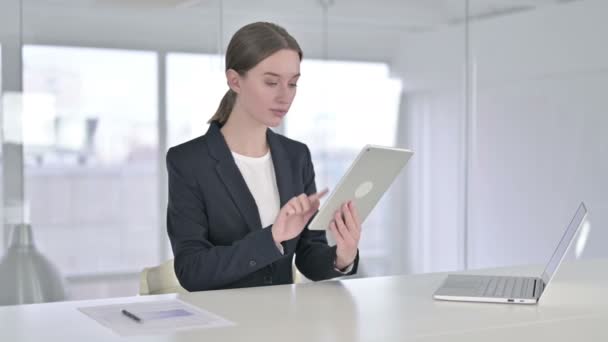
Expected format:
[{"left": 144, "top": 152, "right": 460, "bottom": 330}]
[{"left": 208, "top": 22, "right": 303, "bottom": 124}]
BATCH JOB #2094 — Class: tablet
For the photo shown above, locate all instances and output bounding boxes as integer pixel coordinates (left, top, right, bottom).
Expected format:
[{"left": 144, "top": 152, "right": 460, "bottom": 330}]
[{"left": 307, "top": 145, "right": 413, "bottom": 231}]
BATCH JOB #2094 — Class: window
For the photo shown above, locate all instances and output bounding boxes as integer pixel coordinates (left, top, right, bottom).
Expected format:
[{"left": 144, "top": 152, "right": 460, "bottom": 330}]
[
  {"left": 286, "top": 60, "right": 402, "bottom": 276},
  {"left": 167, "top": 53, "right": 224, "bottom": 147},
  {"left": 22, "top": 46, "right": 159, "bottom": 276}
]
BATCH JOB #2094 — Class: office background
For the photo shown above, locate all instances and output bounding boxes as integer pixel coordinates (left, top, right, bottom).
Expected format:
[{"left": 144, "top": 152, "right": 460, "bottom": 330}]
[{"left": 0, "top": 0, "right": 606, "bottom": 301}]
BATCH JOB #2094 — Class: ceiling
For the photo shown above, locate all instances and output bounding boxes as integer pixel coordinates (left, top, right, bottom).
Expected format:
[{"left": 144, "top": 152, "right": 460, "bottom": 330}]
[
  {"left": 13, "top": 0, "right": 580, "bottom": 61},
  {"left": 26, "top": 0, "right": 575, "bottom": 32}
]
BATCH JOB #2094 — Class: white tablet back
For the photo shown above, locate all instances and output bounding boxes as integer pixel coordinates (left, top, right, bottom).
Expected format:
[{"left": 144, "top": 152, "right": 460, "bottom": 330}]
[{"left": 308, "top": 145, "right": 413, "bottom": 231}]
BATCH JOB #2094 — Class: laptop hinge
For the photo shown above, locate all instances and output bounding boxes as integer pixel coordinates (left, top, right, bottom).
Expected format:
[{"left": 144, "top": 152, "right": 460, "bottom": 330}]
[{"left": 539, "top": 279, "right": 546, "bottom": 297}]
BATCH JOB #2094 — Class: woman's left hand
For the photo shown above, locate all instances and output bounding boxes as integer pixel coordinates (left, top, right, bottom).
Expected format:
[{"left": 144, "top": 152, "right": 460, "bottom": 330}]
[{"left": 329, "top": 200, "right": 362, "bottom": 270}]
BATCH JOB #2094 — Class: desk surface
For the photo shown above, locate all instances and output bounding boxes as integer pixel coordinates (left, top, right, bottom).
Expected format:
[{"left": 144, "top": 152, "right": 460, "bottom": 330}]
[{"left": 1, "top": 259, "right": 607, "bottom": 341}]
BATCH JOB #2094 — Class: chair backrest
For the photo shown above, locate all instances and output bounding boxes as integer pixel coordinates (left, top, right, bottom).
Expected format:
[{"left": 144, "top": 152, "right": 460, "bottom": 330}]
[
  {"left": 140, "top": 258, "right": 313, "bottom": 294},
  {"left": 139, "top": 259, "right": 188, "bottom": 295}
]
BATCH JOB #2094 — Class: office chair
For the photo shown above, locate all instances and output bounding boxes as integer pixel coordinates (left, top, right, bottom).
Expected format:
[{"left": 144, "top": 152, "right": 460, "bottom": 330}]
[
  {"left": 139, "top": 259, "right": 188, "bottom": 295},
  {"left": 139, "top": 259, "right": 309, "bottom": 295},
  {"left": 292, "top": 260, "right": 312, "bottom": 284}
]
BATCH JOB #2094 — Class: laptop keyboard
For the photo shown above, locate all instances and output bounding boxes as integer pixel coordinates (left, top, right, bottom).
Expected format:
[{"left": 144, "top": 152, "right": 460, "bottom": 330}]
[{"left": 481, "top": 276, "right": 535, "bottom": 298}]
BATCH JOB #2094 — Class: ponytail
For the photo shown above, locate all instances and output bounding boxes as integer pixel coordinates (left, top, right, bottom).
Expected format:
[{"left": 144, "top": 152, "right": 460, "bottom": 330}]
[{"left": 208, "top": 89, "right": 237, "bottom": 124}]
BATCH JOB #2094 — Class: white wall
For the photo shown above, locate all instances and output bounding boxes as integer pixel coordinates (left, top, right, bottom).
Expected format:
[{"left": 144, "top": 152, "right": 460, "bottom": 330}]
[
  {"left": 398, "top": 90, "right": 466, "bottom": 273},
  {"left": 470, "top": 0, "right": 608, "bottom": 268},
  {"left": 392, "top": 22, "right": 467, "bottom": 273},
  {"left": 393, "top": 0, "right": 608, "bottom": 272},
  {"left": 471, "top": 62, "right": 608, "bottom": 269}
]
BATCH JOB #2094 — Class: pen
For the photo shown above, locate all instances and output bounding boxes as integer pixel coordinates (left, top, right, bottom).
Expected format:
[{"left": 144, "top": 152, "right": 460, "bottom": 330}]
[{"left": 121, "top": 309, "right": 142, "bottom": 323}]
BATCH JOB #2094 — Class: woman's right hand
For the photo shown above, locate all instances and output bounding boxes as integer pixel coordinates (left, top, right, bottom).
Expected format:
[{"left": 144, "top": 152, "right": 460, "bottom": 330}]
[{"left": 271, "top": 188, "right": 329, "bottom": 244}]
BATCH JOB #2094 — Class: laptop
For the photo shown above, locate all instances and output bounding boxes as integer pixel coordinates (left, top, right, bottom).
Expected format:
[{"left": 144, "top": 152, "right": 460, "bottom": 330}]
[
  {"left": 308, "top": 145, "right": 413, "bottom": 230},
  {"left": 433, "top": 202, "right": 588, "bottom": 304}
]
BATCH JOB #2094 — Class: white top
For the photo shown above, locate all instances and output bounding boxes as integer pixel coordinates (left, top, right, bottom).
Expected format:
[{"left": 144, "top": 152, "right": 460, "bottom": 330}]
[{"left": 231, "top": 150, "right": 281, "bottom": 230}]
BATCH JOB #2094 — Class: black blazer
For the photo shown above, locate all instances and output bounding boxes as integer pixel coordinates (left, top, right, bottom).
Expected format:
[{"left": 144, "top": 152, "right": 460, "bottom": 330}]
[{"left": 166, "top": 121, "right": 359, "bottom": 291}]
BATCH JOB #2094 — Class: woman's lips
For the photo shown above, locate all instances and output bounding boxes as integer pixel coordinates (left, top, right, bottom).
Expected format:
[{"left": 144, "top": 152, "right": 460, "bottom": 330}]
[{"left": 271, "top": 109, "right": 288, "bottom": 117}]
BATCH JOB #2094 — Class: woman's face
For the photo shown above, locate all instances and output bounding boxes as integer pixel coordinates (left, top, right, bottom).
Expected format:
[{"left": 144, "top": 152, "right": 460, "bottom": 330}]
[{"left": 230, "top": 49, "right": 300, "bottom": 128}]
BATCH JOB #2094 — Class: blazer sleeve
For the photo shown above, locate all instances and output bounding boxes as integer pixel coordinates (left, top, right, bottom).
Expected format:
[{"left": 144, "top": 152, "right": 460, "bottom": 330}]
[
  {"left": 166, "top": 147, "right": 284, "bottom": 291},
  {"left": 294, "top": 146, "right": 359, "bottom": 281}
]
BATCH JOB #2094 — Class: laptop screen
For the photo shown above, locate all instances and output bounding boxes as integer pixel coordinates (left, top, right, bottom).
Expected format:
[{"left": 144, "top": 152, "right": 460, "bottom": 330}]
[{"left": 541, "top": 202, "right": 588, "bottom": 285}]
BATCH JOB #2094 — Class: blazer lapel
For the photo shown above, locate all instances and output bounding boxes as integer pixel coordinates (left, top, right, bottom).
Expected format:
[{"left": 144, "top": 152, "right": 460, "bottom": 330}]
[
  {"left": 267, "top": 129, "right": 300, "bottom": 254},
  {"left": 266, "top": 129, "right": 295, "bottom": 207},
  {"left": 206, "top": 122, "right": 263, "bottom": 231}
]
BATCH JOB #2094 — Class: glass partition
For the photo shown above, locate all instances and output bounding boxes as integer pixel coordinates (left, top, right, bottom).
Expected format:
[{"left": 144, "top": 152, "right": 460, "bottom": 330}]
[
  {"left": 9, "top": 0, "right": 604, "bottom": 302},
  {"left": 4, "top": 0, "right": 470, "bottom": 299},
  {"left": 467, "top": 0, "right": 608, "bottom": 269}
]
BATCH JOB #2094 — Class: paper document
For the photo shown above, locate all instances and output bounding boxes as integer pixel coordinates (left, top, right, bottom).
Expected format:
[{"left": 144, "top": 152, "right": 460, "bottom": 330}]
[{"left": 78, "top": 299, "right": 235, "bottom": 336}]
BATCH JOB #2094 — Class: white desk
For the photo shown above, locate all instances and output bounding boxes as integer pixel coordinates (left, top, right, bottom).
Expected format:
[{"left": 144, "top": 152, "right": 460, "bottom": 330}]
[{"left": 1, "top": 259, "right": 606, "bottom": 341}]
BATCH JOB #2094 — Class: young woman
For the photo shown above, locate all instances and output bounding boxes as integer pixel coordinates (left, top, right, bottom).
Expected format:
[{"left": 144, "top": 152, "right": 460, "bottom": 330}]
[{"left": 166, "top": 22, "right": 361, "bottom": 291}]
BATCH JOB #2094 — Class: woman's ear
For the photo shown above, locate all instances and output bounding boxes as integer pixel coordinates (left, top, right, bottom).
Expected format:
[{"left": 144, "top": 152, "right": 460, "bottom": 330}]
[{"left": 226, "top": 69, "right": 241, "bottom": 94}]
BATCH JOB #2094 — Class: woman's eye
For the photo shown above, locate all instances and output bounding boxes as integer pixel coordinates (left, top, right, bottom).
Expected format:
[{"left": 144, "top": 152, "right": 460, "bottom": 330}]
[
  {"left": 265, "top": 82, "right": 278, "bottom": 86},
  {"left": 289, "top": 83, "right": 298, "bottom": 88}
]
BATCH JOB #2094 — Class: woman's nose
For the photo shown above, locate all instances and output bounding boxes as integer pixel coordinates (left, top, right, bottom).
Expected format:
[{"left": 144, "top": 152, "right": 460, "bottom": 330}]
[{"left": 275, "top": 85, "right": 291, "bottom": 103}]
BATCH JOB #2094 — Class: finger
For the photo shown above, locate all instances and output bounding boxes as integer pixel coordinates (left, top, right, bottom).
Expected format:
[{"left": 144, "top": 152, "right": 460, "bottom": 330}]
[
  {"left": 308, "top": 188, "right": 329, "bottom": 203},
  {"left": 297, "top": 194, "right": 311, "bottom": 213},
  {"left": 290, "top": 196, "right": 304, "bottom": 214},
  {"left": 309, "top": 195, "right": 323, "bottom": 211},
  {"left": 283, "top": 202, "right": 296, "bottom": 216},
  {"left": 342, "top": 202, "right": 360, "bottom": 241},
  {"left": 329, "top": 221, "right": 344, "bottom": 244},
  {"left": 335, "top": 209, "right": 351, "bottom": 234},
  {"left": 310, "top": 198, "right": 322, "bottom": 212},
  {"left": 335, "top": 211, "right": 356, "bottom": 246},
  {"left": 308, "top": 189, "right": 328, "bottom": 212},
  {"left": 349, "top": 201, "right": 361, "bottom": 227}
]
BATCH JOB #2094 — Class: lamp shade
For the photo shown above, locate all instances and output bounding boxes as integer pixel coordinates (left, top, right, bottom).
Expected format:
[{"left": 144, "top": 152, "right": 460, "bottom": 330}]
[{"left": 0, "top": 224, "right": 66, "bottom": 305}]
